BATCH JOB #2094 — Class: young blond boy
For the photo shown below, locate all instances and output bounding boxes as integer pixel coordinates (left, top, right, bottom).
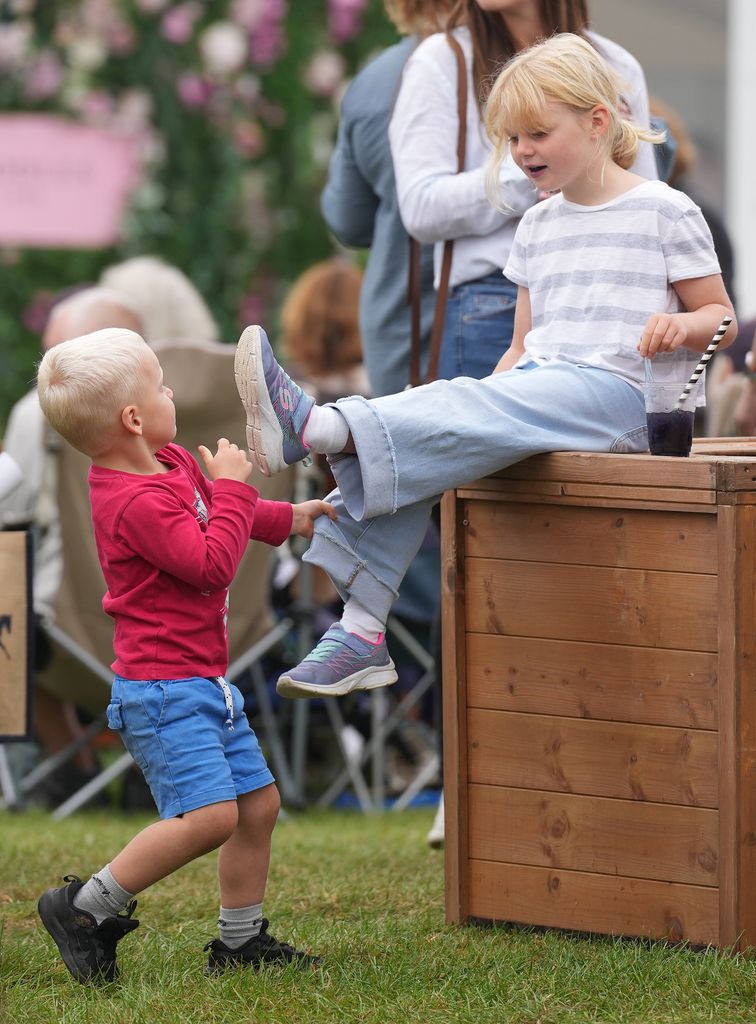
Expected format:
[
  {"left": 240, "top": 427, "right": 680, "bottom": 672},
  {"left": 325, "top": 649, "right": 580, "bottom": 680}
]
[{"left": 35, "top": 328, "right": 334, "bottom": 983}]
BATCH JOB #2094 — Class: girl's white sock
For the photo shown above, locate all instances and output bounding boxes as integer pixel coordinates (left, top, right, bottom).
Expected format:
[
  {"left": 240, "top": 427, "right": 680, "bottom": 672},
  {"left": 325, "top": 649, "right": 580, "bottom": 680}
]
[
  {"left": 302, "top": 405, "right": 350, "bottom": 454},
  {"left": 340, "top": 598, "right": 385, "bottom": 644}
]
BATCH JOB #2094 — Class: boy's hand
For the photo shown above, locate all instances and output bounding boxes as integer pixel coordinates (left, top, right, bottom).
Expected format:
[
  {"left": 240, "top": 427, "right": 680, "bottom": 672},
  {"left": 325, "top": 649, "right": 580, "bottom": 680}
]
[
  {"left": 198, "top": 438, "right": 252, "bottom": 483},
  {"left": 638, "top": 313, "right": 689, "bottom": 358},
  {"left": 290, "top": 499, "right": 337, "bottom": 539}
]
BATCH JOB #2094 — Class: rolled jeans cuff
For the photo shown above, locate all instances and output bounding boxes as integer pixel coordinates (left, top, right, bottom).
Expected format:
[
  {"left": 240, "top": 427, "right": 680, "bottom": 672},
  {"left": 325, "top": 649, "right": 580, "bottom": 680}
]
[
  {"left": 303, "top": 525, "right": 398, "bottom": 623},
  {"left": 327, "top": 394, "right": 397, "bottom": 519}
]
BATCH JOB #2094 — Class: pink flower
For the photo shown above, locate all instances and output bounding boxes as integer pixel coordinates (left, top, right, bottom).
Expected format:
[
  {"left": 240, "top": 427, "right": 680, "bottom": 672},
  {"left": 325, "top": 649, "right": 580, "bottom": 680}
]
[
  {"left": 248, "top": 0, "right": 287, "bottom": 68},
  {"left": 23, "top": 50, "right": 65, "bottom": 101},
  {"left": 230, "top": 0, "right": 266, "bottom": 31},
  {"left": 176, "top": 72, "right": 213, "bottom": 109},
  {"left": 108, "top": 20, "right": 137, "bottom": 56},
  {"left": 232, "top": 119, "right": 265, "bottom": 158},
  {"left": 328, "top": 0, "right": 368, "bottom": 43},
  {"left": 79, "top": 90, "right": 116, "bottom": 123},
  {"left": 238, "top": 290, "right": 267, "bottom": 329},
  {"left": 161, "top": 2, "right": 202, "bottom": 45},
  {"left": 22, "top": 291, "right": 57, "bottom": 335}
]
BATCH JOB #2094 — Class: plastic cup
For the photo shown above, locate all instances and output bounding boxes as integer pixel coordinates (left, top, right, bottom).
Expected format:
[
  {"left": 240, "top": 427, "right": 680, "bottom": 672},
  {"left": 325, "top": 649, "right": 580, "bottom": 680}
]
[{"left": 643, "top": 382, "right": 696, "bottom": 457}]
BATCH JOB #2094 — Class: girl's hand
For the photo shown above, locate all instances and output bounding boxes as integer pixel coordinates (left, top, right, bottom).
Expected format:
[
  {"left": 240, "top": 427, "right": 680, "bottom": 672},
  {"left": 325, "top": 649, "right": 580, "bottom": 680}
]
[
  {"left": 290, "top": 499, "right": 338, "bottom": 539},
  {"left": 198, "top": 438, "right": 252, "bottom": 483},
  {"left": 638, "top": 313, "right": 690, "bottom": 358}
]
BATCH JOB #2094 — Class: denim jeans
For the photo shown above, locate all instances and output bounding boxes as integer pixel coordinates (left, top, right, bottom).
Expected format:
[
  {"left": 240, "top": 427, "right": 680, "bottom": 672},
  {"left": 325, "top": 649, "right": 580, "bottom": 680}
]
[
  {"left": 438, "top": 272, "right": 518, "bottom": 381},
  {"left": 303, "top": 361, "right": 648, "bottom": 623}
]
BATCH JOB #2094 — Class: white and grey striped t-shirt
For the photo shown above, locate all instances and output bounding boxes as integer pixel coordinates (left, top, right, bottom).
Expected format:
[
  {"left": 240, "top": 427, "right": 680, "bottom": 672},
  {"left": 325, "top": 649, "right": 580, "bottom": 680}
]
[{"left": 504, "top": 180, "right": 721, "bottom": 399}]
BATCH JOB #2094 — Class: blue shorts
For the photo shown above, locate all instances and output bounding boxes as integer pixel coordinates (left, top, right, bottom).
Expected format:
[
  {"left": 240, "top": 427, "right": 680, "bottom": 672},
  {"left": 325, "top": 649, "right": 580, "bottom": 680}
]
[{"left": 106, "top": 675, "right": 275, "bottom": 819}]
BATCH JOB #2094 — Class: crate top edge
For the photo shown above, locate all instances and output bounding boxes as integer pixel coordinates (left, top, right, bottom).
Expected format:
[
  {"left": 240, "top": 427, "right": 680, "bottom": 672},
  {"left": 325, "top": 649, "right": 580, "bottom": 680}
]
[{"left": 462, "top": 445, "right": 756, "bottom": 495}]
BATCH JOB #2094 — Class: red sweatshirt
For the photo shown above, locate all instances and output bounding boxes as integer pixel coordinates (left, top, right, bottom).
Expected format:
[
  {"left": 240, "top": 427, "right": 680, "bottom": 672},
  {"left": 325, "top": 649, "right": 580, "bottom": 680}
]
[{"left": 88, "top": 443, "right": 292, "bottom": 679}]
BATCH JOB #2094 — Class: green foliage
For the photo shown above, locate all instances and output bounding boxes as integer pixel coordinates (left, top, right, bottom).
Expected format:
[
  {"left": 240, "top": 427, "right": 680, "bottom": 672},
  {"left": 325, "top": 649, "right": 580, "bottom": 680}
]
[{"left": 0, "top": 1, "right": 397, "bottom": 428}]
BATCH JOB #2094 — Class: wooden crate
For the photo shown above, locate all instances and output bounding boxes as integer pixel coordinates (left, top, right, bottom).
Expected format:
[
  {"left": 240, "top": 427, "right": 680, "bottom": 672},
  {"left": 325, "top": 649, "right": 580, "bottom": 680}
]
[{"left": 441, "top": 438, "right": 756, "bottom": 949}]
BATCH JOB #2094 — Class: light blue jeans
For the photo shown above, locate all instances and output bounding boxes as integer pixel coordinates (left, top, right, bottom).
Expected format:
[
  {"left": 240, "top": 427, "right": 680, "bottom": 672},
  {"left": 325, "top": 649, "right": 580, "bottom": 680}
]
[
  {"left": 303, "top": 361, "right": 648, "bottom": 624},
  {"left": 439, "top": 272, "right": 518, "bottom": 381}
]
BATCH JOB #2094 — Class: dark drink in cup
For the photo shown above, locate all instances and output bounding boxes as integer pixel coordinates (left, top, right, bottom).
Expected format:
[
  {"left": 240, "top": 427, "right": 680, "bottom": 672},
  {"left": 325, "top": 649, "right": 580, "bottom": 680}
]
[
  {"left": 646, "top": 409, "right": 694, "bottom": 457},
  {"left": 643, "top": 378, "right": 698, "bottom": 458}
]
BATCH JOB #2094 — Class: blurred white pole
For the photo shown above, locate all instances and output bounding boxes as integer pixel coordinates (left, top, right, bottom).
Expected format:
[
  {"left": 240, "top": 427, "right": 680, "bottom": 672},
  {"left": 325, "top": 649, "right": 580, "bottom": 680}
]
[{"left": 727, "top": 0, "right": 756, "bottom": 318}]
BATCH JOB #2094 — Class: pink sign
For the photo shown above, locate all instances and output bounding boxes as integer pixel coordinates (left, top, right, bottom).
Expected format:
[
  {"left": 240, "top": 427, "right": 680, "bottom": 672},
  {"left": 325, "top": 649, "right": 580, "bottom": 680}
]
[{"left": 0, "top": 114, "right": 140, "bottom": 248}]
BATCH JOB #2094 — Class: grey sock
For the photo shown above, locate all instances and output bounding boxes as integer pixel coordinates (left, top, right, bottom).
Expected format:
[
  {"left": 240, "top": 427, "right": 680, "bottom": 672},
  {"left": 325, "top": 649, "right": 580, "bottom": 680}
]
[
  {"left": 72, "top": 863, "right": 135, "bottom": 924},
  {"left": 218, "top": 903, "right": 264, "bottom": 949}
]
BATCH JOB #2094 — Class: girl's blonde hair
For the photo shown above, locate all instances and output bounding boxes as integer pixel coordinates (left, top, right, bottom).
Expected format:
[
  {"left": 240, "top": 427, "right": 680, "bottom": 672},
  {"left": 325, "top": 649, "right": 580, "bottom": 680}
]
[
  {"left": 37, "top": 328, "right": 151, "bottom": 457},
  {"left": 484, "top": 34, "right": 664, "bottom": 203}
]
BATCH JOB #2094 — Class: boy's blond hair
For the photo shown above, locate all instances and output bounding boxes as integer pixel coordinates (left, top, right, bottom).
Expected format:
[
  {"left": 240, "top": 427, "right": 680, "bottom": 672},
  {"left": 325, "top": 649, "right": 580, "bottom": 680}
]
[
  {"left": 37, "top": 328, "right": 151, "bottom": 458},
  {"left": 484, "top": 34, "right": 664, "bottom": 203}
]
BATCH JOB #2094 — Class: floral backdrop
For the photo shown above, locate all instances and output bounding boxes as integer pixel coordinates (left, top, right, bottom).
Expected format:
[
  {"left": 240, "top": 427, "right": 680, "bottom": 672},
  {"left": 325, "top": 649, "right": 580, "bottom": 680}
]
[{"left": 0, "top": 0, "right": 397, "bottom": 427}]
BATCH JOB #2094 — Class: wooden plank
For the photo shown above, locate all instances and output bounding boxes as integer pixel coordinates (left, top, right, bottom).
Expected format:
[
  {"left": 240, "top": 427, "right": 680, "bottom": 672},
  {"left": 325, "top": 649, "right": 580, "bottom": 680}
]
[
  {"left": 467, "top": 860, "right": 719, "bottom": 946},
  {"left": 467, "top": 709, "right": 718, "bottom": 807},
  {"left": 465, "top": 559, "right": 718, "bottom": 653},
  {"left": 717, "top": 503, "right": 756, "bottom": 950},
  {"left": 463, "top": 501, "right": 718, "bottom": 574},
  {"left": 466, "top": 634, "right": 718, "bottom": 730},
  {"left": 456, "top": 489, "right": 717, "bottom": 515},
  {"left": 489, "top": 451, "right": 720, "bottom": 490},
  {"left": 441, "top": 489, "right": 468, "bottom": 924},
  {"left": 456, "top": 476, "right": 716, "bottom": 506},
  {"left": 468, "top": 784, "right": 719, "bottom": 886},
  {"left": 692, "top": 437, "right": 756, "bottom": 453}
]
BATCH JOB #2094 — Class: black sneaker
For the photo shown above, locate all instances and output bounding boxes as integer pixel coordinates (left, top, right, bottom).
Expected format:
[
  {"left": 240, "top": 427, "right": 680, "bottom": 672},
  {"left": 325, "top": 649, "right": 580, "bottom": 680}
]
[
  {"left": 204, "top": 919, "right": 322, "bottom": 975},
  {"left": 37, "top": 875, "right": 139, "bottom": 984}
]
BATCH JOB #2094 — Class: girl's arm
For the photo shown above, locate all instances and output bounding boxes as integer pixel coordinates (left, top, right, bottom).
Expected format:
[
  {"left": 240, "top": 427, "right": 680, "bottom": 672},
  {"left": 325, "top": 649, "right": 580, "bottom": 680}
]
[
  {"left": 638, "top": 274, "right": 737, "bottom": 358},
  {"left": 493, "top": 287, "right": 530, "bottom": 373}
]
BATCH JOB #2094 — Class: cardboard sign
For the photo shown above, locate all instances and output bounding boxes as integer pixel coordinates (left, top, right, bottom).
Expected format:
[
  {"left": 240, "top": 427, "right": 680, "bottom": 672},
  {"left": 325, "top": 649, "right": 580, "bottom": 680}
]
[
  {"left": 0, "top": 114, "right": 139, "bottom": 248},
  {"left": 0, "top": 531, "right": 33, "bottom": 740}
]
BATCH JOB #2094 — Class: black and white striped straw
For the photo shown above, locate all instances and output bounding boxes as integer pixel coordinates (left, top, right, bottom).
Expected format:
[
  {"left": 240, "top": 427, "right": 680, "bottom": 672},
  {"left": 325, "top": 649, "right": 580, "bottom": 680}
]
[{"left": 676, "top": 315, "right": 733, "bottom": 405}]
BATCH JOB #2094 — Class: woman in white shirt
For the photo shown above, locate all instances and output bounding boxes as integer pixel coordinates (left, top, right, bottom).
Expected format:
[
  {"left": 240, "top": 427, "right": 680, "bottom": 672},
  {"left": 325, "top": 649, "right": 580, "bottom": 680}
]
[{"left": 389, "top": 0, "right": 658, "bottom": 381}]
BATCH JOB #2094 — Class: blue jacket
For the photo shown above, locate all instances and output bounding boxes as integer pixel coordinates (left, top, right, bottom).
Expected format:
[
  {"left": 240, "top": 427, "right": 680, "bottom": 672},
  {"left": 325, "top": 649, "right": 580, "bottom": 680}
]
[{"left": 321, "top": 37, "right": 437, "bottom": 397}]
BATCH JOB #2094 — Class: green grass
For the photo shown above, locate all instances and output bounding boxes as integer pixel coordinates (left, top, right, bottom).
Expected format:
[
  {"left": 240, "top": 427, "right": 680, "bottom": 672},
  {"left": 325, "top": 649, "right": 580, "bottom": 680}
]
[{"left": 2, "top": 808, "right": 756, "bottom": 1024}]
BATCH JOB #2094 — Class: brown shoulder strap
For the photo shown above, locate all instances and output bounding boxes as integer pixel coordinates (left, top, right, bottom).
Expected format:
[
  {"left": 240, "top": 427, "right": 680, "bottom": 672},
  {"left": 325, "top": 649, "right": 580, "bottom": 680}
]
[{"left": 409, "top": 32, "right": 468, "bottom": 387}]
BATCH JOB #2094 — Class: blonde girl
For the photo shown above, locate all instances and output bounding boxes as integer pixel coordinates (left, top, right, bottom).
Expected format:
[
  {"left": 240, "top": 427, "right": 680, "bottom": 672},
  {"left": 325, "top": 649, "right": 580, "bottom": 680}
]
[
  {"left": 234, "top": 34, "right": 735, "bottom": 698},
  {"left": 389, "top": 1, "right": 658, "bottom": 381}
]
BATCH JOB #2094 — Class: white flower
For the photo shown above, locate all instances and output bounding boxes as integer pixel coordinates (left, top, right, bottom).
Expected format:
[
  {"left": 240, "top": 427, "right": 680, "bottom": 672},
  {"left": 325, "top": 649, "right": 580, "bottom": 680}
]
[
  {"left": 199, "top": 21, "right": 249, "bottom": 78},
  {"left": 303, "top": 50, "right": 345, "bottom": 98},
  {"left": 0, "top": 22, "right": 32, "bottom": 70},
  {"left": 68, "top": 36, "right": 108, "bottom": 72},
  {"left": 115, "top": 89, "right": 154, "bottom": 131}
]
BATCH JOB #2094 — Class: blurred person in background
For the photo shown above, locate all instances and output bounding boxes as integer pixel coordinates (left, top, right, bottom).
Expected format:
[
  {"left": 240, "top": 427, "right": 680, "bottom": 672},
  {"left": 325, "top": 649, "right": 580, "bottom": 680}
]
[
  {"left": 649, "top": 96, "right": 735, "bottom": 305},
  {"left": 281, "top": 259, "right": 368, "bottom": 406},
  {"left": 0, "top": 288, "right": 145, "bottom": 803},
  {"left": 321, "top": 0, "right": 452, "bottom": 398},
  {"left": 1, "top": 257, "right": 255, "bottom": 807},
  {"left": 705, "top": 321, "right": 756, "bottom": 438}
]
